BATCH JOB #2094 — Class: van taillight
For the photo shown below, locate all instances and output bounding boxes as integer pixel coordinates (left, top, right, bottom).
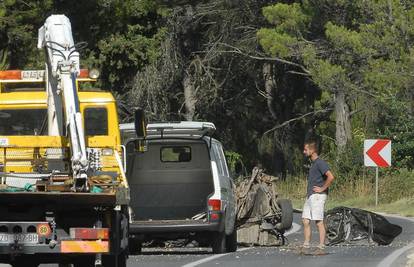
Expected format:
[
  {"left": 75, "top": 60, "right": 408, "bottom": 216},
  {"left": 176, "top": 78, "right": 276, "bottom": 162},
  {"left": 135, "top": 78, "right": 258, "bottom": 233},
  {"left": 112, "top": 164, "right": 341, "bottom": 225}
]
[{"left": 208, "top": 199, "right": 221, "bottom": 211}]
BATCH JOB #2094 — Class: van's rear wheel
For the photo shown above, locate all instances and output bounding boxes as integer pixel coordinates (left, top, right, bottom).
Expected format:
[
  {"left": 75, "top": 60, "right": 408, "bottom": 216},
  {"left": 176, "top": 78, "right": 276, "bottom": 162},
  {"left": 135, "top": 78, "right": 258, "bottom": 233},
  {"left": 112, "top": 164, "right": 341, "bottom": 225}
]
[
  {"left": 11, "top": 257, "right": 39, "bottom": 267},
  {"left": 72, "top": 255, "right": 95, "bottom": 267},
  {"left": 102, "top": 252, "right": 127, "bottom": 267},
  {"left": 129, "top": 238, "right": 142, "bottom": 254},
  {"left": 11, "top": 262, "right": 38, "bottom": 267},
  {"left": 211, "top": 231, "right": 226, "bottom": 254},
  {"left": 225, "top": 227, "right": 237, "bottom": 252}
]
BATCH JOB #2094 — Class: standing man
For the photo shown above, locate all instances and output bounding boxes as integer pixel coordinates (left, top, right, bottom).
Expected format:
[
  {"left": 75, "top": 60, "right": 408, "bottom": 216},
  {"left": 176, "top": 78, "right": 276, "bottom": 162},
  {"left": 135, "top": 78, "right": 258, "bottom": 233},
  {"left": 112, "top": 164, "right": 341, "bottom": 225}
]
[{"left": 301, "top": 139, "right": 335, "bottom": 255}]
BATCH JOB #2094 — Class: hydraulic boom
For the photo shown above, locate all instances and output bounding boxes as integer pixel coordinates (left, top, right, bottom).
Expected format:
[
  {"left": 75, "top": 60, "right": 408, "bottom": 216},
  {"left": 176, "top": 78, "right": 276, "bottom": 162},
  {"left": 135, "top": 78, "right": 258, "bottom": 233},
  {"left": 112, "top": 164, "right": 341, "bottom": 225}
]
[{"left": 37, "top": 15, "right": 88, "bottom": 190}]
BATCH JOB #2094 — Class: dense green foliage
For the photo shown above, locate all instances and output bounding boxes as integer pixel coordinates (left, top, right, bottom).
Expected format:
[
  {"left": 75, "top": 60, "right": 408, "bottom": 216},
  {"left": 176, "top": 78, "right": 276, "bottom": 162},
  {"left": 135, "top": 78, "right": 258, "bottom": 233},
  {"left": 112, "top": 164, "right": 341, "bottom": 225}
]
[
  {"left": 258, "top": 0, "right": 414, "bottom": 171},
  {"left": 1, "top": 1, "right": 413, "bottom": 185},
  {"left": 0, "top": 0, "right": 165, "bottom": 90}
]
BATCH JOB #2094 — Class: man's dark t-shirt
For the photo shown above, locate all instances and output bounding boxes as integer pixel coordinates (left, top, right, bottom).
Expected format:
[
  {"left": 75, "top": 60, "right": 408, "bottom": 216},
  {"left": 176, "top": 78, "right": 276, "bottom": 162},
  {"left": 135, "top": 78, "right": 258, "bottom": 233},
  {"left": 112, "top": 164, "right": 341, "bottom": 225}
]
[{"left": 307, "top": 158, "right": 330, "bottom": 197}]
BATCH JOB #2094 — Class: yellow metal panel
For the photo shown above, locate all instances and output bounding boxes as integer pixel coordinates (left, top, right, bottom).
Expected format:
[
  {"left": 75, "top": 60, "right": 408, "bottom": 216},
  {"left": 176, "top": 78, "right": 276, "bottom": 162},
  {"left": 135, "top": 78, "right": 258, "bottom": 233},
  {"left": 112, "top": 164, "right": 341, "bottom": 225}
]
[
  {"left": 78, "top": 91, "right": 115, "bottom": 104},
  {"left": 86, "top": 136, "right": 116, "bottom": 148},
  {"left": 0, "top": 136, "right": 68, "bottom": 148},
  {"left": 0, "top": 91, "right": 47, "bottom": 106},
  {"left": 0, "top": 91, "right": 115, "bottom": 105}
]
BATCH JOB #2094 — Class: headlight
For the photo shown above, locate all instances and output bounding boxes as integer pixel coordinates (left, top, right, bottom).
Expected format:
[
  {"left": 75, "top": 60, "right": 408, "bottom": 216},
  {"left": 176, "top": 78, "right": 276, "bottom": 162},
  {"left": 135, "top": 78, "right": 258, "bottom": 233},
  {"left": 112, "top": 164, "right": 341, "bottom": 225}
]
[
  {"left": 89, "top": 68, "right": 100, "bottom": 79},
  {"left": 102, "top": 148, "right": 113, "bottom": 156}
]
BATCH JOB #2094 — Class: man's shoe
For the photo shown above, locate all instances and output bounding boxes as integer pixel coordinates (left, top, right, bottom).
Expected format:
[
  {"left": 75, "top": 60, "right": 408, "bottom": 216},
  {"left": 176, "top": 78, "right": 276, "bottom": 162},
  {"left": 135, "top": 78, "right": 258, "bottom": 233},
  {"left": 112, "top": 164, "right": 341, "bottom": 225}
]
[
  {"left": 314, "top": 247, "right": 327, "bottom": 256},
  {"left": 299, "top": 245, "right": 311, "bottom": 255}
]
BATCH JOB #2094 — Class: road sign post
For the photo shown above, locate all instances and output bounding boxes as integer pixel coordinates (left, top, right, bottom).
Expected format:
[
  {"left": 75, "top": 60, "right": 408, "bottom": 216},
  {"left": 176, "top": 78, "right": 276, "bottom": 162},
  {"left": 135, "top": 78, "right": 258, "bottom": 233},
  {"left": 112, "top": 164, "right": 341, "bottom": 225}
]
[
  {"left": 364, "top": 139, "right": 391, "bottom": 206},
  {"left": 375, "top": 167, "right": 378, "bottom": 206}
]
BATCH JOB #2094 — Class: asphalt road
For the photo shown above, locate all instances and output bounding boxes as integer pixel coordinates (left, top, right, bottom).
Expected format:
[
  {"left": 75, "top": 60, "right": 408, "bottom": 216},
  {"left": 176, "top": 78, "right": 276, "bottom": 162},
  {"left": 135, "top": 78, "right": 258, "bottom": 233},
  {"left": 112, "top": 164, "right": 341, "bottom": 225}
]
[
  {"left": 2, "top": 213, "right": 413, "bottom": 267},
  {"left": 125, "top": 213, "right": 414, "bottom": 267}
]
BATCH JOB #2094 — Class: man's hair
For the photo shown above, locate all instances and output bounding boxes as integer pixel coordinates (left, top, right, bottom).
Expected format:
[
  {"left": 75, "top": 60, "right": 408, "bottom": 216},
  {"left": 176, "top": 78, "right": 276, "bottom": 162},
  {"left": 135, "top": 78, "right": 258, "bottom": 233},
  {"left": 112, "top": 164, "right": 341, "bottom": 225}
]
[{"left": 304, "top": 139, "right": 320, "bottom": 153}]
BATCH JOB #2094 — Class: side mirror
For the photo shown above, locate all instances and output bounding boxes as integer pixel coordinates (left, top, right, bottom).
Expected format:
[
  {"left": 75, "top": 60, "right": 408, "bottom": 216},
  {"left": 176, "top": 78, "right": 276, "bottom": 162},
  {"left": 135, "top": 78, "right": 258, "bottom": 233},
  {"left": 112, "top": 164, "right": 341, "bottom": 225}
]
[{"left": 134, "top": 109, "right": 147, "bottom": 138}]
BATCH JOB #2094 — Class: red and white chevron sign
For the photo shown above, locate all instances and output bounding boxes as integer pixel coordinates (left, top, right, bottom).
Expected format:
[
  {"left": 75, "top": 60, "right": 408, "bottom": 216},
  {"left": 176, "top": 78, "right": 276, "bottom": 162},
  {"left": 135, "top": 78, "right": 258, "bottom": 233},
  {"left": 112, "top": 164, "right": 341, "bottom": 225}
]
[{"left": 364, "top": 139, "right": 391, "bottom": 167}]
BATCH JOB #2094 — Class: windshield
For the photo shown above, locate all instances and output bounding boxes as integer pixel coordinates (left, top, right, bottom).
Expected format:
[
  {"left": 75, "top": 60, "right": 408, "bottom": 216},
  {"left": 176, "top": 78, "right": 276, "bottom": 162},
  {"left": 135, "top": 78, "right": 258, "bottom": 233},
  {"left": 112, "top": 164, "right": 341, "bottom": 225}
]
[
  {"left": 0, "top": 109, "right": 47, "bottom": 135},
  {"left": 2, "top": 82, "right": 46, "bottom": 92}
]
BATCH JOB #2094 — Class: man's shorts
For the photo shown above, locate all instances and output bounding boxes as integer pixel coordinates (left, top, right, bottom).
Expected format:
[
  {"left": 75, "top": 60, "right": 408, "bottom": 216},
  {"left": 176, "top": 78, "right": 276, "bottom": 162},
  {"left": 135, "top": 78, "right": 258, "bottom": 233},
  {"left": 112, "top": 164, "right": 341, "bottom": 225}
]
[{"left": 302, "top": 193, "right": 327, "bottom": 221}]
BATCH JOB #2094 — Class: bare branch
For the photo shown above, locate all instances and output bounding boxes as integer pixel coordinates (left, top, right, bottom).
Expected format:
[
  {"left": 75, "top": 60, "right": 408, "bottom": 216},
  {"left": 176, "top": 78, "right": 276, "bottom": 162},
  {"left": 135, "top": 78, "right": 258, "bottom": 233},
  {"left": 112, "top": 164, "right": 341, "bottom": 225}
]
[
  {"left": 17, "top": 0, "right": 32, "bottom": 7},
  {"left": 263, "top": 108, "right": 333, "bottom": 136},
  {"left": 193, "top": 43, "right": 310, "bottom": 74},
  {"left": 286, "top": 70, "right": 310, "bottom": 77},
  {"left": 218, "top": 43, "right": 310, "bottom": 73},
  {"left": 352, "top": 87, "right": 394, "bottom": 100}
]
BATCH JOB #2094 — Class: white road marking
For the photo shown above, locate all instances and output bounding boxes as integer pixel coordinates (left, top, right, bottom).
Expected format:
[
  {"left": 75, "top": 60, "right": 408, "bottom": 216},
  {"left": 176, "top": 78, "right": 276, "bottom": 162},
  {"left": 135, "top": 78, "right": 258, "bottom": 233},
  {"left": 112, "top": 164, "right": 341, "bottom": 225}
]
[
  {"left": 182, "top": 247, "right": 252, "bottom": 267},
  {"left": 285, "top": 222, "right": 301, "bottom": 236},
  {"left": 377, "top": 215, "right": 414, "bottom": 267},
  {"left": 182, "top": 222, "right": 302, "bottom": 267},
  {"left": 377, "top": 242, "right": 414, "bottom": 267}
]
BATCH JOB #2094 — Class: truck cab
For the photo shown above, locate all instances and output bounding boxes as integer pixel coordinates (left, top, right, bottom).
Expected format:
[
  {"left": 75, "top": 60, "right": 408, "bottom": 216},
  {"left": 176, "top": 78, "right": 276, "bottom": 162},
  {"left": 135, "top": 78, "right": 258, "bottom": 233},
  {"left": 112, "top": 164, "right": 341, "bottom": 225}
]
[{"left": 0, "top": 69, "right": 129, "bottom": 267}]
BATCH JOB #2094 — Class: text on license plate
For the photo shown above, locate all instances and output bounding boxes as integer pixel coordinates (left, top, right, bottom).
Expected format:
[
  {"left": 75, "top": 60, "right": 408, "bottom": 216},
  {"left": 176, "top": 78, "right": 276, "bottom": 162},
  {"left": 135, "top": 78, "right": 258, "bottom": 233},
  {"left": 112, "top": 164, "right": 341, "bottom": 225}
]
[{"left": 0, "top": 233, "right": 38, "bottom": 244}]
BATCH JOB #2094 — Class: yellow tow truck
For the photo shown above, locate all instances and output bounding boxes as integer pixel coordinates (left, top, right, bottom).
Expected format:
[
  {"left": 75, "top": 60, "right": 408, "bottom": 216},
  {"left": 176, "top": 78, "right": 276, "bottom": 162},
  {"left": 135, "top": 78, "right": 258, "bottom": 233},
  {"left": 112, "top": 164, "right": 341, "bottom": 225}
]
[{"left": 0, "top": 15, "right": 143, "bottom": 267}]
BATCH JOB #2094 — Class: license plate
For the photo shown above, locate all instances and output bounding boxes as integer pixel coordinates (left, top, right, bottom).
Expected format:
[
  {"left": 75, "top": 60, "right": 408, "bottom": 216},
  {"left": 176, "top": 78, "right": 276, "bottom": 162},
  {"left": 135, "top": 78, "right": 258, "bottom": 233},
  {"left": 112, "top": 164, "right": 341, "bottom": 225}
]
[{"left": 0, "top": 233, "right": 39, "bottom": 244}]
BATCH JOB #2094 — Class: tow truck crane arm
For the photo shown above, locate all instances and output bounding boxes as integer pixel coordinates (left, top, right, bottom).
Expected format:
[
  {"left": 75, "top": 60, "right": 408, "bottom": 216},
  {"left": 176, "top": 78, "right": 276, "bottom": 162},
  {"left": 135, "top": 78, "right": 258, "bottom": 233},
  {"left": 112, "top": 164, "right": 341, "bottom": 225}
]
[{"left": 37, "top": 15, "right": 88, "bottom": 191}]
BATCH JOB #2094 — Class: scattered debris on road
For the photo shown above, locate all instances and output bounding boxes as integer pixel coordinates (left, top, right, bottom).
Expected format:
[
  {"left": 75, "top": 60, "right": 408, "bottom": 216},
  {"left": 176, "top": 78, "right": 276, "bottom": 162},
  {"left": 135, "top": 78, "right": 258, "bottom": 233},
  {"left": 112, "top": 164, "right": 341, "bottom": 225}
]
[{"left": 326, "top": 206, "right": 402, "bottom": 246}]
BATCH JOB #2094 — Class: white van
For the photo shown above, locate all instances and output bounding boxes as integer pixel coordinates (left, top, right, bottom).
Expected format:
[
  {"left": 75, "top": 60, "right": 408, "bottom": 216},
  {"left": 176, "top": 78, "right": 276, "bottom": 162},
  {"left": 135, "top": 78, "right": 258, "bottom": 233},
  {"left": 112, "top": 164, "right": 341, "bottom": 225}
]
[{"left": 120, "top": 121, "right": 237, "bottom": 254}]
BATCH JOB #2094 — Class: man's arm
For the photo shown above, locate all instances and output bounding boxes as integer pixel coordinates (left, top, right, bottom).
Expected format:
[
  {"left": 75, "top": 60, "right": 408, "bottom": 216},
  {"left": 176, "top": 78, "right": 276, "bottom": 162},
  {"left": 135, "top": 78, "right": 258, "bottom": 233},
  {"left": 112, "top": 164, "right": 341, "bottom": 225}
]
[{"left": 313, "top": 170, "right": 334, "bottom": 193}]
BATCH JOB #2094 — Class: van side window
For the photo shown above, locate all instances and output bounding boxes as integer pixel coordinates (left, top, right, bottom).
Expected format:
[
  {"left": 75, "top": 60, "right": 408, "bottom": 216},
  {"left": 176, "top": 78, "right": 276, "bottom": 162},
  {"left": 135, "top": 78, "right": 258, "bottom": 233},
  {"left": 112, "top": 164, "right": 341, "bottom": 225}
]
[
  {"left": 161, "top": 146, "right": 191, "bottom": 162},
  {"left": 212, "top": 143, "right": 225, "bottom": 176},
  {"left": 218, "top": 145, "right": 229, "bottom": 177},
  {"left": 84, "top": 107, "right": 108, "bottom": 136}
]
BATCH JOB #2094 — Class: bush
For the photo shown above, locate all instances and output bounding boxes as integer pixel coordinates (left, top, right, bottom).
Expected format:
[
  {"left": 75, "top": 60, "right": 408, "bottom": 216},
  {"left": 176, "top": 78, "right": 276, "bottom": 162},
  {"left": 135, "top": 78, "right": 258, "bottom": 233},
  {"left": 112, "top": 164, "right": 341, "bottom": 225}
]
[{"left": 379, "top": 168, "right": 414, "bottom": 202}]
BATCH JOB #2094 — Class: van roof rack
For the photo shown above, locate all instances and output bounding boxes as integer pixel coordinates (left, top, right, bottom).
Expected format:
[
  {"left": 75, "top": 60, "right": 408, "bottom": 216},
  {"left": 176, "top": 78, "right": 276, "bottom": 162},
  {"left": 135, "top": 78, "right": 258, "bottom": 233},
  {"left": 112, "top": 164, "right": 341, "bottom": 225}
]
[
  {"left": 147, "top": 121, "right": 216, "bottom": 138},
  {"left": 119, "top": 121, "right": 216, "bottom": 139}
]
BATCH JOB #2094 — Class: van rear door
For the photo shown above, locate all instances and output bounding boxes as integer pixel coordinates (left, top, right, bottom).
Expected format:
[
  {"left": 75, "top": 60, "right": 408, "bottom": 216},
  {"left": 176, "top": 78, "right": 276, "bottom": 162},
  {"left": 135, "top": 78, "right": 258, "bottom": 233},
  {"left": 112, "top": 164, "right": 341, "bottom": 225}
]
[{"left": 126, "top": 139, "right": 214, "bottom": 221}]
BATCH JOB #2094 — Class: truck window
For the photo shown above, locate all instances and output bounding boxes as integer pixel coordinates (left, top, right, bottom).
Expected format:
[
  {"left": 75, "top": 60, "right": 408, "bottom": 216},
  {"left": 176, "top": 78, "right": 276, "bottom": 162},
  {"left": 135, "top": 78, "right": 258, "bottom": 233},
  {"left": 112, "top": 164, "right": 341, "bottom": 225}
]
[
  {"left": 84, "top": 107, "right": 108, "bottom": 136},
  {"left": 161, "top": 146, "right": 191, "bottom": 162},
  {"left": 2, "top": 82, "right": 45, "bottom": 92},
  {"left": 0, "top": 109, "right": 47, "bottom": 135}
]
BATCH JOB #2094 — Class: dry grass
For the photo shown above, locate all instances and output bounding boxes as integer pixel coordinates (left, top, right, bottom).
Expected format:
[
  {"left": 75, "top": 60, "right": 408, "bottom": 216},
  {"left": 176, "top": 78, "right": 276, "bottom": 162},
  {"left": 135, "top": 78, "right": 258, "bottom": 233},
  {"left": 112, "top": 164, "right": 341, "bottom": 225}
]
[{"left": 276, "top": 171, "right": 414, "bottom": 217}]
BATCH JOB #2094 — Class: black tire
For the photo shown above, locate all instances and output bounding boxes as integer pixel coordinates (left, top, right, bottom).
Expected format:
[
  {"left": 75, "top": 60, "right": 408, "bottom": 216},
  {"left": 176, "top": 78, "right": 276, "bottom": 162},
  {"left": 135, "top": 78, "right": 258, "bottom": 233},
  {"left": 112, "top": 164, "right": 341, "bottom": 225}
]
[
  {"left": 72, "top": 255, "right": 95, "bottom": 267},
  {"left": 277, "top": 199, "right": 293, "bottom": 230},
  {"left": 129, "top": 238, "right": 142, "bottom": 255},
  {"left": 11, "top": 261, "right": 38, "bottom": 267},
  {"left": 102, "top": 252, "right": 127, "bottom": 267},
  {"left": 225, "top": 227, "right": 237, "bottom": 252},
  {"left": 11, "top": 258, "right": 39, "bottom": 267},
  {"left": 211, "top": 231, "right": 226, "bottom": 254}
]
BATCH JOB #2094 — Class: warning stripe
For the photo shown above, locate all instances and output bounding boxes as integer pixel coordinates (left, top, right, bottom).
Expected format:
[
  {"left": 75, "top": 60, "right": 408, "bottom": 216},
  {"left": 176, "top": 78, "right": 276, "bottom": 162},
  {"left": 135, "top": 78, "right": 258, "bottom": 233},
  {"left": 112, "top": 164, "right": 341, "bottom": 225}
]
[{"left": 61, "top": 240, "right": 109, "bottom": 253}]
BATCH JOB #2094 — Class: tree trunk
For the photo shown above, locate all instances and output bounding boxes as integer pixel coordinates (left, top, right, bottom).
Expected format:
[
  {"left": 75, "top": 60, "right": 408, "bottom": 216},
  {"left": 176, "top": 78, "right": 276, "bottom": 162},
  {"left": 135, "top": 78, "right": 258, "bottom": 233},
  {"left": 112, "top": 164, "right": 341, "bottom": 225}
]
[
  {"left": 183, "top": 70, "right": 196, "bottom": 121},
  {"left": 263, "top": 63, "right": 291, "bottom": 178},
  {"left": 334, "top": 90, "right": 352, "bottom": 151},
  {"left": 409, "top": 89, "right": 414, "bottom": 116},
  {"left": 262, "top": 63, "right": 277, "bottom": 119}
]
